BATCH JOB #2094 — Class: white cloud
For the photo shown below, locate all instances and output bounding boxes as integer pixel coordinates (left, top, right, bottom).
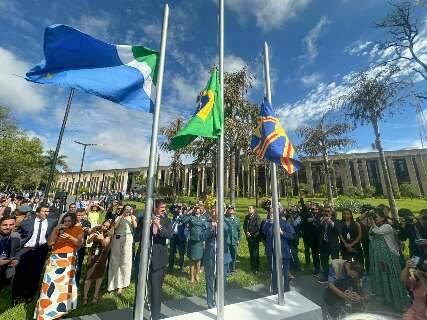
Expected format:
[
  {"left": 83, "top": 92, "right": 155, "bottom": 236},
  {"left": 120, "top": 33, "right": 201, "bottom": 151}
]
[
  {"left": 301, "top": 73, "right": 322, "bottom": 86},
  {"left": 347, "top": 147, "right": 373, "bottom": 154},
  {"left": 224, "top": 55, "right": 247, "bottom": 73},
  {"left": 225, "top": 0, "right": 311, "bottom": 31},
  {"left": 302, "top": 16, "right": 330, "bottom": 64},
  {"left": 277, "top": 81, "right": 349, "bottom": 131},
  {"left": 0, "top": 47, "right": 46, "bottom": 113},
  {"left": 69, "top": 14, "right": 111, "bottom": 41},
  {"left": 344, "top": 40, "right": 372, "bottom": 56}
]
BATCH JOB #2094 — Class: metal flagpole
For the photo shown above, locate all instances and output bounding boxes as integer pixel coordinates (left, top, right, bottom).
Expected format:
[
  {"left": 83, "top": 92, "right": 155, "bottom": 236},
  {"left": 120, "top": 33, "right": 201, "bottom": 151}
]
[
  {"left": 216, "top": 0, "right": 225, "bottom": 319},
  {"left": 264, "top": 42, "right": 285, "bottom": 306},
  {"left": 134, "top": 4, "right": 169, "bottom": 320},
  {"left": 44, "top": 88, "right": 75, "bottom": 202}
]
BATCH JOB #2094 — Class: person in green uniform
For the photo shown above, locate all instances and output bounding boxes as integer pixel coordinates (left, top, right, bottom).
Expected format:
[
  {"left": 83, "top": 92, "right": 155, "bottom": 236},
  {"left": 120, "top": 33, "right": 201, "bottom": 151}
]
[
  {"left": 225, "top": 205, "right": 240, "bottom": 274},
  {"left": 178, "top": 204, "right": 206, "bottom": 282}
]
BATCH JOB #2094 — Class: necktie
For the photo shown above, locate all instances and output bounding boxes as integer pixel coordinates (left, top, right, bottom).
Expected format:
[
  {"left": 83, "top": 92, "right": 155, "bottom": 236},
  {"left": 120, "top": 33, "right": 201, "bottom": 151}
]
[
  {"left": 152, "top": 221, "right": 158, "bottom": 235},
  {"left": 35, "top": 220, "right": 43, "bottom": 247},
  {"left": 323, "top": 223, "right": 328, "bottom": 242}
]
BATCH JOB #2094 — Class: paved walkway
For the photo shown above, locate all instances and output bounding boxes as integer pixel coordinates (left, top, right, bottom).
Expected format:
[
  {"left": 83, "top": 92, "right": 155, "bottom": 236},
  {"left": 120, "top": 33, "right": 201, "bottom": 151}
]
[{"left": 67, "top": 275, "right": 403, "bottom": 320}]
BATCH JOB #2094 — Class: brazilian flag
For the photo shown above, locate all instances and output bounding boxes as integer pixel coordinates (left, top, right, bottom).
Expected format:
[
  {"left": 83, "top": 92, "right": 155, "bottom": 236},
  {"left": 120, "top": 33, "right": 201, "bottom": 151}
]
[{"left": 170, "top": 68, "right": 223, "bottom": 150}]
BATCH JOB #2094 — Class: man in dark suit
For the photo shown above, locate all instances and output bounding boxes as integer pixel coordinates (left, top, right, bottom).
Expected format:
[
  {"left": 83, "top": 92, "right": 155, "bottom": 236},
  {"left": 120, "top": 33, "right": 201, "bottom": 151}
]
[
  {"left": 168, "top": 203, "right": 187, "bottom": 273},
  {"left": 0, "top": 216, "right": 21, "bottom": 292},
  {"left": 12, "top": 204, "right": 57, "bottom": 303},
  {"left": 243, "top": 205, "right": 261, "bottom": 273},
  {"left": 317, "top": 207, "right": 341, "bottom": 284},
  {"left": 148, "top": 199, "right": 173, "bottom": 320},
  {"left": 262, "top": 212, "right": 295, "bottom": 293}
]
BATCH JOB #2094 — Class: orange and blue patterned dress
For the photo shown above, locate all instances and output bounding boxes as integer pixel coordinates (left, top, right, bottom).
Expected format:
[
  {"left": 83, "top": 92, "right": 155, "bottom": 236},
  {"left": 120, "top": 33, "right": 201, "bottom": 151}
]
[{"left": 34, "top": 225, "right": 83, "bottom": 320}]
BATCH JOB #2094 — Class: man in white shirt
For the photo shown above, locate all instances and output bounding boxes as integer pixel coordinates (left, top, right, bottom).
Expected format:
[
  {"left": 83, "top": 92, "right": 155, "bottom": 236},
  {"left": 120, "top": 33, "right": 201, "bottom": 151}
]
[{"left": 12, "top": 205, "right": 57, "bottom": 304}]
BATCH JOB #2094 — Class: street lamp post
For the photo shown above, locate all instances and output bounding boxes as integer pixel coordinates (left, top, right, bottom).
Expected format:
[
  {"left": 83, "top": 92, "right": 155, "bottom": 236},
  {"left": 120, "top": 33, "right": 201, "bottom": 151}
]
[{"left": 74, "top": 141, "right": 98, "bottom": 196}]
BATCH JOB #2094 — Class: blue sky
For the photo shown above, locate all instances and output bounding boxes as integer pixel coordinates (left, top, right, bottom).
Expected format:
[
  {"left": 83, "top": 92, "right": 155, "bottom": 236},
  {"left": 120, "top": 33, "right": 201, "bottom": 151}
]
[{"left": 1, "top": 0, "right": 427, "bottom": 171}]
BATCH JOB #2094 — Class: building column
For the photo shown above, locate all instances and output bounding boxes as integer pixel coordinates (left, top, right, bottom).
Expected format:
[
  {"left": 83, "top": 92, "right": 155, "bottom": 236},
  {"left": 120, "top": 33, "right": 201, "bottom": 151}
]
[
  {"left": 211, "top": 167, "right": 215, "bottom": 195},
  {"left": 182, "top": 168, "right": 187, "bottom": 195},
  {"left": 331, "top": 162, "right": 337, "bottom": 193},
  {"left": 252, "top": 166, "right": 256, "bottom": 197},
  {"left": 377, "top": 160, "right": 388, "bottom": 197},
  {"left": 201, "top": 167, "right": 205, "bottom": 194},
  {"left": 187, "top": 169, "right": 192, "bottom": 196},
  {"left": 415, "top": 155, "right": 427, "bottom": 195},
  {"left": 352, "top": 160, "right": 362, "bottom": 189},
  {"left": 386, "top": 157, "right": 400, "bottom": 198},
  {"left": 337, "top": 160, "right": 350, "bottom": 195},
  {"left": 241, "top": 163, "right": 246, "bottom": 198},
  {"left": 405, "top": 156, "right": 421, "bottom": 196},
  {"left": 304, "top": 161, "right": 314, "bottom": 196},
  {"left": 360, "top": 159, "right": 370, "bottom": 188}
]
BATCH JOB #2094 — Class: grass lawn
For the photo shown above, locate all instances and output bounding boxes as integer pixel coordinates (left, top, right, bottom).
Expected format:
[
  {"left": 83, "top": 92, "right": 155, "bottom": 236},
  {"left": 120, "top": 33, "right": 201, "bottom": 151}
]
[{"left": 2, "top": 196, "right": 427, "bottom": 319}]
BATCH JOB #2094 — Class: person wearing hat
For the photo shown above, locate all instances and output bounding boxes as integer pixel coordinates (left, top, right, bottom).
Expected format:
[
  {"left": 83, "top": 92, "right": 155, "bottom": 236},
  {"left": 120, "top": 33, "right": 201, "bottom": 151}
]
[
  {"left": 15, "top": 204, "right": 33, "bottom": 228},
  {"left": 224, "top": 205, "right": 240, "bottom": 275},
  {"left": 177, "top": 203, "right": 207, "bottom": 282}
]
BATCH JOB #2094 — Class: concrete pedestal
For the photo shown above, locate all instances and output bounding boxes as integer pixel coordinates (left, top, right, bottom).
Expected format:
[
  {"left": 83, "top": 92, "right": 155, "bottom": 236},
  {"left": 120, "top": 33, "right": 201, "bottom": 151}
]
[{"left": 165, "top": 291, "right": 322, "bottom": 320}]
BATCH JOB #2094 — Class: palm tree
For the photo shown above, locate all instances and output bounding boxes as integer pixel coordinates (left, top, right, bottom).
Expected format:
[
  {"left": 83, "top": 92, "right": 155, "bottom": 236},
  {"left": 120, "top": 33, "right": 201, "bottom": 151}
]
[{"left": 44, "top": 150, "right": 69, "bottom": 172}]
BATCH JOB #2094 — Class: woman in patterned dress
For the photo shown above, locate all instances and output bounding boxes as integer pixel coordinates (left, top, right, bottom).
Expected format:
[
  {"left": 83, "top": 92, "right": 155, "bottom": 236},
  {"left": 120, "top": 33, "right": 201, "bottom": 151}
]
[
  {"left": 34, "top": 213, "right": 84, "bottom": 320},
  {"left": 369, "top": 210, "right": 410, "bottom": 311}
]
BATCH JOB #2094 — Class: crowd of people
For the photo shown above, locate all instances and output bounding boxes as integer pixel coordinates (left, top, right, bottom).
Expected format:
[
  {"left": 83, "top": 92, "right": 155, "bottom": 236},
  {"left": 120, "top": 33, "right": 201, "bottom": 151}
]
[{"left": 1, "top": 192, "right": 427, "bottom": 319}]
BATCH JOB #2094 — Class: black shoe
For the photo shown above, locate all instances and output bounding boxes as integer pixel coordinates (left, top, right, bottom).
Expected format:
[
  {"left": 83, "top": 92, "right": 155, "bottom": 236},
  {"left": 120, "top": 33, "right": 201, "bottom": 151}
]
[{"left": 317, "top": 277, "right": 328, "bottom": 284}]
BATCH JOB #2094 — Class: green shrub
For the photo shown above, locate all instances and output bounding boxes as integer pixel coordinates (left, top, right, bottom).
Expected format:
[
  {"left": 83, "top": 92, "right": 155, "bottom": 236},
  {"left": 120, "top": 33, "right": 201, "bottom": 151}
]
[
  {"left": 400, "top": 183, "right": 420, "bottom": 199},
  {"left": 346, "top": 186, "right": 364, "bottom": 198},
  {"left": 334, "top": 197, "right": 364, "bottom": 214},
  {"left": 363, "top": 185, "right": 376, "bottom": 198},
  {"left": 298, "top": 183, "right": 308, "bottom": 195}
]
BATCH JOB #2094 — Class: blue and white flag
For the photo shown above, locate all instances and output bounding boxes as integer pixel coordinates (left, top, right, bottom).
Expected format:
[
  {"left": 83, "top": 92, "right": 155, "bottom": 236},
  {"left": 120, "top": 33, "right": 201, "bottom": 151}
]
[{"left": 26, "top": 24, "right": 159, "bottom": 113}]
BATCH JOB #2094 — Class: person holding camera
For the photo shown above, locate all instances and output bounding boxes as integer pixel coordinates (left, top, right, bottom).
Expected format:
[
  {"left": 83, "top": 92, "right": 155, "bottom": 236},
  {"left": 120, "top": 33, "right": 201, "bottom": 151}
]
[
  {"left": 108, "top": 205, "right": 137, "bottom": 294},
  {"left": 317, "top": 207, "right": 341, "bottom": 284},
  {"left": 401, "top": 258, "right": 427, "bottom": 320},
  {"left": 398, "top": 208, "right": 427, "bottom": 259},
  {"left": 34, "top": 212, "right": 84, "bottom": 319},
  {"left": 0, "top": 216, "right": 21, "bottom": 293},
  {"left": 87, "top": 203, "right": 106, "bottom": 227},
  {"left": 75, "top": 208, "right": 92, "bottom": 287},
  {"left": 300, "top": 199, "right": 320, "bottom": 276},
  {"left": 369, "top": 209, "right": 410, "bottom": 310},
  {"left": 225, "top": 205, "right": 241, "bottom": 275},
  {"left": 323, "top": 259, "right": 367, "bottom": 319},
  {"left": 168, "top": 203, "right": 187, "bottom": 273},
  {"left": 83, "top": 219, "right": 113, "bottom": 305}
]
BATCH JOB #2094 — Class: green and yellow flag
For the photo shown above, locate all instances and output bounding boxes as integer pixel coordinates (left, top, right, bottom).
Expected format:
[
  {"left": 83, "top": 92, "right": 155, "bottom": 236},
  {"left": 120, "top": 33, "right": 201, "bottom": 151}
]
[{"left": 170, "top": 68, "right": 223, "bottom": 150}]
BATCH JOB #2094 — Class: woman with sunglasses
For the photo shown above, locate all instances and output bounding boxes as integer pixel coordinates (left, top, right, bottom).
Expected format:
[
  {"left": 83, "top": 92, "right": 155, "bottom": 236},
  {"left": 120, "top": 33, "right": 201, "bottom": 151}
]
[{"left": 107, "top": 205, "right": 137, "bottom": 294}]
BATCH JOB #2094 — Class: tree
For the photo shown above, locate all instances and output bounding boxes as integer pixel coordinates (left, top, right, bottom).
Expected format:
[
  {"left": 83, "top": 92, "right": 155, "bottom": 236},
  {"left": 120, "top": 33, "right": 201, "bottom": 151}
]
[
  {"left": 0, "top": 106, "right": 18, "bottom": 138},
  {"left": 297, "top": 112, "right": 354, "bottom": 203},
  {"left": 376, "top": 2, "right": 427, "bottom": 81},
  {"left": 223, "top": 67, "right": 257, "bottom": 206},
  {"left": 40, "top": 150, "right": 69, "bottom": 191},
  {"left": 0, "top": 134, "right": 45, "bottom": 190},
  {"left": 160, "top": 117, "right": 187, "bottom": 196},
  {"left": 343, "top": 65, "right": 407, "bottom": 219},
  {"left": 160, "top": 66, "right": 257, "bottom": 204}
]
